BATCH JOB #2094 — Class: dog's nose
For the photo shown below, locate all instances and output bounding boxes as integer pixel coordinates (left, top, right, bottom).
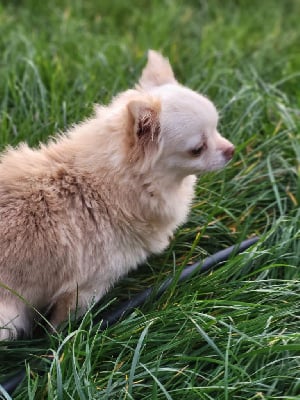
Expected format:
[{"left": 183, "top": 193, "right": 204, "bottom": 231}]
[{"left": 223, "top": 145, "right": 235, "bottom": 160}]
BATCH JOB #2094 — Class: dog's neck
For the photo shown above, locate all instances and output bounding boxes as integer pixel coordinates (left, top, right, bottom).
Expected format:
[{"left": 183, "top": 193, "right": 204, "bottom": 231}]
[{"left": 127, "top": 170, "right": 196, "bottom": 225}]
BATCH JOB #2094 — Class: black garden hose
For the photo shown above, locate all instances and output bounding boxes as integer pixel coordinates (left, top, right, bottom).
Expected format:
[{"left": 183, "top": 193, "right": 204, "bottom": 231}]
[
  {"left": 0, "top": 370, "right": 26, "bottom": 397},
  {"left": 97, "top": 236, "right": 259, "bottom": 328},
  {"left": 0, "top": 236, "right": 259, "bottom": 396}
]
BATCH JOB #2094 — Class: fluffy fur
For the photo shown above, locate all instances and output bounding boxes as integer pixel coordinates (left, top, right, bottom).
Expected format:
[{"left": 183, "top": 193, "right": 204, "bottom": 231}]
[{"left": 0, "top": 50, "right": 234, "bottom": 340}]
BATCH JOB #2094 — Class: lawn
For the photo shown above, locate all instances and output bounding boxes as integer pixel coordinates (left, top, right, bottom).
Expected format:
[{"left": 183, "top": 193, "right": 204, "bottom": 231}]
[{"left": 0, "top": 0, "right": 299, "bottom": 399}]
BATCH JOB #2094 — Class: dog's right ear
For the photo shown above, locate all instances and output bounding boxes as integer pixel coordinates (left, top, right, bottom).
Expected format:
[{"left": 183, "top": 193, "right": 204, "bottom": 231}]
[
  {"left": 127, "top": 99, "right": 162, "bottom": 166},
  {"left": 137, "top": 50, "right": 177, "bottom": 90},
  {"left": 127, "top": 99, "right": 161, "bottom": 145}
]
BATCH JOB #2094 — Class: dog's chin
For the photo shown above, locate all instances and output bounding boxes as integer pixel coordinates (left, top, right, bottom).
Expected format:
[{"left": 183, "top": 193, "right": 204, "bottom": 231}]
[
  {"left": 192, "top": 159, "right": 232, "bottom": 175},
  {"left": 166, "top": 161, "right": 231, "bottom": 179}
]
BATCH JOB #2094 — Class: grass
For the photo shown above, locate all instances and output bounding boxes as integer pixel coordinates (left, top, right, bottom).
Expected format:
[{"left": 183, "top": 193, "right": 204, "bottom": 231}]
[{"left": 0, "top": 0, "right": 299, "bottom": 398}]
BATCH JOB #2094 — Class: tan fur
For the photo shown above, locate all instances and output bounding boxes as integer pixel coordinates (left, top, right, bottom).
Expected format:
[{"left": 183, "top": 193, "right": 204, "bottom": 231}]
[{"left": 0, "top": 51, "right": 234, "bottom": 340}]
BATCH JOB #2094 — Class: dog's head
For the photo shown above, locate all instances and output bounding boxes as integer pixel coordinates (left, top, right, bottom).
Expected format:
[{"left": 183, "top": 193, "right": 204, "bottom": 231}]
[{"left": 125, "top": 50, "right": 234, "bottom": 178}]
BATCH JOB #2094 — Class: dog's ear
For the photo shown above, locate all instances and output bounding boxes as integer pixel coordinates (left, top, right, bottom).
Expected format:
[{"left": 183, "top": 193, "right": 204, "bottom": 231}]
[
  {"left": 138, "top": 50, "right": 177, "bottom": 90},
  {"left": 127, "top": 100, "right": 161, "bottom": 143}
]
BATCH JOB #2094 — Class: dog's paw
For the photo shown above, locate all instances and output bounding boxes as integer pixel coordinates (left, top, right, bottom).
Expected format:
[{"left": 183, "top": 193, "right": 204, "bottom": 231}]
[{"left": 0, "top": 325, "right": 18, "bottom": 341}]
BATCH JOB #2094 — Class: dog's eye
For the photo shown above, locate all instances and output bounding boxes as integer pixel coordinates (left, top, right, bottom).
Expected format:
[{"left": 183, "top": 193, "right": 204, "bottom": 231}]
[{"left": 189, "top": 144, "right": 206, "bottom": 157}]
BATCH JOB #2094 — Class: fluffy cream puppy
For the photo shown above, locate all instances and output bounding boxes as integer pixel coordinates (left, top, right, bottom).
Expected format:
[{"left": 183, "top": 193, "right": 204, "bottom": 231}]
[{"left": 0, "top": 51, "right": 234, "bottom": 340}]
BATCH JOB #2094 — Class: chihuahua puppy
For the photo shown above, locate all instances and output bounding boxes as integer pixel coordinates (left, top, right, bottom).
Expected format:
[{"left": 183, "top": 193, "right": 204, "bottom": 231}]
[{"left": 0, "top": 51, "right": 234, "bottom": 340}]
